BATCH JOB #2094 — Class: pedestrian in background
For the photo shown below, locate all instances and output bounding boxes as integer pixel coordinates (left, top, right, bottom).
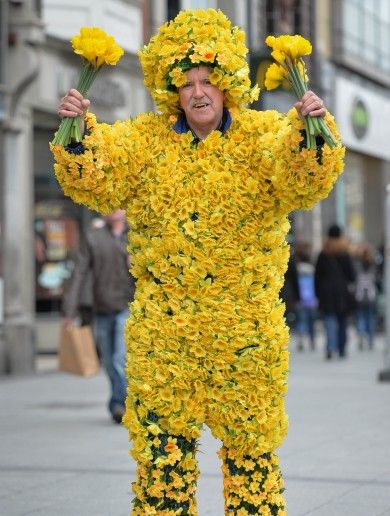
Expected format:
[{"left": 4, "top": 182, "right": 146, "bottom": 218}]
[
  {"left": 280, "top": 246, "right": 300, "bottom": 331},
  {"left": 315, "top": 224, "right": 356, "bottom": 359},
  {"left": 62, "top": 209, "right": 135, "bottom": 423},
  {"left": 354, "top": 242, "right": 378, "bottom": 350},
  {"left": 295, "top": 240, "right": 317, "bottom": 351}
]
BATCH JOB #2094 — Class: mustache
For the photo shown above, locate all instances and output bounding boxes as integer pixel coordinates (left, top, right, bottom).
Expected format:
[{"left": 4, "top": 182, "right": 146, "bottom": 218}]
[{"left": 189, "top": 97, "right": 211, "bottom": 108}]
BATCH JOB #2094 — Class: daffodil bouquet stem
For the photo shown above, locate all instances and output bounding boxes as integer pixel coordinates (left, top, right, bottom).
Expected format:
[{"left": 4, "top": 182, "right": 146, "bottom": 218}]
[
  {"left": 265, "top": 34, "right": 338, "bottom": 150},
  {"left": 52, "top": 63, "right": 99, "bottom": 146},
  {"left": 51, "top": 27, "right": 123, "bottom": 147},
  {"left": 284, "top": 57, "right": 336, "bottom": 150}
]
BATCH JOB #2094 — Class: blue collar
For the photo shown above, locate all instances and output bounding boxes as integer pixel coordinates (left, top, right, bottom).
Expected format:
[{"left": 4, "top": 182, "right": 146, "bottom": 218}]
[{"left": 173, "top": 107, "right": 232, "bottom": 137}]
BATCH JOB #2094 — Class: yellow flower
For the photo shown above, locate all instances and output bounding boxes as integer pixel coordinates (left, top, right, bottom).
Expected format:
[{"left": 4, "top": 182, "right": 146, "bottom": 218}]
[
  {"left": 265, "top": 34, "right": 337, "bottom": 149},
  {"left": 169, "top": 67, "right": 187, "bottom": 88},
  {"left": 182, "top": 452, "right": 197, "bottom": 471},
  {"left": 264, "top": 63, "right": 288, "bottom": 90},
  {"left": 164, "top": 437, "right": 179, "bottom": 454},
  {"left": 265, "top": 34, "right": 312, "bottom": 63},
  {"left": 71, "top": 27, "right": 124, "bottom": 68},
  {"left": 147, "top": 423, "right": 162, "bottom": 436},
  {"left": 52, "top": 27, "right": 123, "bottom": 146}
]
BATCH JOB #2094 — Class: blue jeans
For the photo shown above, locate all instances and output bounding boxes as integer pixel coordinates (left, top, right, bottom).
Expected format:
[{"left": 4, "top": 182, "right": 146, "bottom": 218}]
[
  {"left": 356, "top": 303, "right": 376, "bottom": 348},
  {"left": 95, "top": 308, "right": 128, "bottom": 414},
  {"left": 323, "top": 313, "right": 347, "bottom": 357},
  {"left": 296, "top": 307, "right": 316, "bottom": 343}
]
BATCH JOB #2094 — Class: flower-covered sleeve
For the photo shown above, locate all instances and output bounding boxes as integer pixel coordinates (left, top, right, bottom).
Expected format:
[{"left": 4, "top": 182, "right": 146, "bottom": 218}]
[
  {"left": 255, "top": 109, "right": 345, "bottom": 214},
  {"left": 50, "top": 112, "right": 149, "bottom": 214}
]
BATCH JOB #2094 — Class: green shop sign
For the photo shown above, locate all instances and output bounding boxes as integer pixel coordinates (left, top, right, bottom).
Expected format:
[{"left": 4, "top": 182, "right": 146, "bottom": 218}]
[{"left": 351, "top": 98, "right": 369, "bottom": 139}]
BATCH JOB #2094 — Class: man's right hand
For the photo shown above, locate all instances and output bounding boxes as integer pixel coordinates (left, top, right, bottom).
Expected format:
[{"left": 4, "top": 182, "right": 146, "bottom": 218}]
[
  {"left": 58, "top": 89, "right": 90, "bottom": 119},
  {"left": 62, "top": 317, "right": 76, "bottom": 327}
]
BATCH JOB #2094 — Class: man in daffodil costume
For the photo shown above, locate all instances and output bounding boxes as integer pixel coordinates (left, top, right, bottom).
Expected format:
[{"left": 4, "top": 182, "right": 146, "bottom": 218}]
[{"left": 52, "top": 9, "right": 344, "bottom": 515}]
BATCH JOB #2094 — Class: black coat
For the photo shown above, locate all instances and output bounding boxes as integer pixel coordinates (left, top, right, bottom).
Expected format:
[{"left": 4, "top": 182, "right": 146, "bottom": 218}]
[
  {"left": 315, "top": 242, "right": 356, "bottom": 315},
  {"left": 280, "top": 255, "right": 300, "bottom": 314}
]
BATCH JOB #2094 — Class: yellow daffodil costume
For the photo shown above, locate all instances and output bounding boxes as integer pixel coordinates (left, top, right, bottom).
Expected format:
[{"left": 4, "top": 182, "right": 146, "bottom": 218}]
[{"left": 51, "top": 9, "right": 344, "bottom": 515}]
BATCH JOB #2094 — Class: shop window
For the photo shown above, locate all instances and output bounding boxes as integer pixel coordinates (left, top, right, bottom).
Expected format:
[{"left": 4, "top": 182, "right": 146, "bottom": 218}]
[
  {"left": 337, "top": 0, "right": 390, "bottom": 78},
  {"left": 264, "top": 0, "right": 307, "bottom": 37},
  {"left": 34, "top": 126, "right": 83, "bottom": 313}
]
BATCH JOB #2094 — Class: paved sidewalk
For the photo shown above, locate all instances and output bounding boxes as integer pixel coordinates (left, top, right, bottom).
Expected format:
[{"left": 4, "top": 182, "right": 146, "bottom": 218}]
[{"left": 1, "top": 329, "right": 390, "bottom": 515}]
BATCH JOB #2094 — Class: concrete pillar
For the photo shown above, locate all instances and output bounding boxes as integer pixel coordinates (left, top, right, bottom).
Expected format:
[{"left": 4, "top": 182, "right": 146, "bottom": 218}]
[
  {"left": 2, "top": 117, "right": 35, "bottom": 374},
  {"left": 0, "top": 0, "right": 43, "bottom": 374}
]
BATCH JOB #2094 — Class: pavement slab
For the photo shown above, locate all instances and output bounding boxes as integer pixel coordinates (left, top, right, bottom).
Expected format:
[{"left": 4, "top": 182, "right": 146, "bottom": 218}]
[{"left": 1, "top": 328, "right": 390, "bottom": 515}]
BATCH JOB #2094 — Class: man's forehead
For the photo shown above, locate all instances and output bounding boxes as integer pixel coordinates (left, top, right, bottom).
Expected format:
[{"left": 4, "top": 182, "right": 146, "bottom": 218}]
[{"left": 185, "top": 65, "right": 212, "bottom": 79}]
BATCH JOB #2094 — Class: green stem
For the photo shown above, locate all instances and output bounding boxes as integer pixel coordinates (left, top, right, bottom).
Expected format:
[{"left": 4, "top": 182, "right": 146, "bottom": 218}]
[
  {"left": 285, "top": 58, "right": 306, "bottom": 98},
  {"left": 282, "top": 58, "right": 338, "bottom": 151},
  {"left": 51, "top": 62, "right": 100, "bottom": 146},
  {"left": 318, "top": 118, "right": 337, "bottom": 147},
  {"left": 299, "top": 58, "right": 309, "bottom": 90},
  {"left": 307, "top": 116, "right": 315, "bottom": 136},
  {"left": 310, "top": 115, "right": 321, "bottom": 134},
  {"left": 303, "top": 117, "right": 314, "bottom": 150}
]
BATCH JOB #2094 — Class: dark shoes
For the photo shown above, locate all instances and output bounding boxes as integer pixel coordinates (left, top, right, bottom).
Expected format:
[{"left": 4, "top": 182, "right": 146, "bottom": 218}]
[{"left": 111, "top": 404, "right": 125, "bottom": 424}]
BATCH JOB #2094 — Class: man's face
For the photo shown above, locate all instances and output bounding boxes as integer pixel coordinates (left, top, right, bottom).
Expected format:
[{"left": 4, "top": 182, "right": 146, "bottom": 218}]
[{"left": 178, "top": 66, "right": 224, "bottom": 133}]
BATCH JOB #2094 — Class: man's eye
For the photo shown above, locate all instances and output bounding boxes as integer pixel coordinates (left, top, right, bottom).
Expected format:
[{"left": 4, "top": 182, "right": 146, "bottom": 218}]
[{"left": 182, "top": 83, "right": 192, "bottom": 88}]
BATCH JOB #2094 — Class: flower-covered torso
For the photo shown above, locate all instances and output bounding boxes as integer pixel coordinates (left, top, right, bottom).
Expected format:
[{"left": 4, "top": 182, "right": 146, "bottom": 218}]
[{"left": 52, "top": 107, "right": 344, "bottom": 456}]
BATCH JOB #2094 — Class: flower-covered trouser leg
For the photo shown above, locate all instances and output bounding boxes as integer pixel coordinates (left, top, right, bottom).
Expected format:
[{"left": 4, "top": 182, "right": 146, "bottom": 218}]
[
  {"left": 220, "top": 447, "right": 286, "bottom": 515},
  {"left": 131, "top": 413, "right": 200, "bottom": 515},
  {"left": 123, "top": 278, "right": 290, "bottom": 514},
  {"left": 206, "top": 329, "right": 289, "bottom": 515},
  {"left": 123, "top": 283, "right": 209, "bottom": 515}
]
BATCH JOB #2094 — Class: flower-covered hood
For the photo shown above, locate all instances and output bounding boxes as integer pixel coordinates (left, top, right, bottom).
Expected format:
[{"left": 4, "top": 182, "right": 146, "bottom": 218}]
[{"left": 138, "top": 8, "right": 259, "bottom": 114}]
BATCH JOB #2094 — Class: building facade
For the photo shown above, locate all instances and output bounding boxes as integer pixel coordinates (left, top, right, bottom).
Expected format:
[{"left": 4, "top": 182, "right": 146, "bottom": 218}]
[
  {"left": 331, "top": 0, "right": 390, "bottom": 247},
  {"left": 248, "top": 0, "right": 390, "bottom": 253},
  {"left": 0, "top": 0, "right": 146, "bottom": 373},
  {"left": 1, "top": 0, "right": 389, "bottom": 373}
]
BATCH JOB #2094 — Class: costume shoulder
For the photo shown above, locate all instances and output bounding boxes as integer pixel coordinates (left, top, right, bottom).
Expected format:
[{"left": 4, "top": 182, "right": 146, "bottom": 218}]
[
  {"left": 83, "top": 111, "right": 171, "bottom": 142},
  {"left": 131, "top": 112, "right": 172, "bottom": 137},
  {"left": 233, "top": 107, "right": 286, "bottom": 134}
]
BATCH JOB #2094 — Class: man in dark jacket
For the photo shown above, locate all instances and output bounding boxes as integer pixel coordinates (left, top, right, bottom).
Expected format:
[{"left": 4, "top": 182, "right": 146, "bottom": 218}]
[
  {"left": 62, "top": 209, "right": 135, "bottom": 423},
  {"left": 315, "top": 224, "right": 356, "bottom": 359}
]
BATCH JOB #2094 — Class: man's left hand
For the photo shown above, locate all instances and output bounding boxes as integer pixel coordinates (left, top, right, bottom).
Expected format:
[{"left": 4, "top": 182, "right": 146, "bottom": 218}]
[{"left": 294, "top": 90, "right": 326, "bottom": 118}]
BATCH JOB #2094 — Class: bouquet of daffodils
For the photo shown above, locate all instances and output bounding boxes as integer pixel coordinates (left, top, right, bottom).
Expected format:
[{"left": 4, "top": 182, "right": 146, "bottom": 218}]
[
  {"left": 264, "top": 34, "right": 337, "bottom": 149},
  {"left": 52, "top": 27, "right": 124, "bottom": 146}
]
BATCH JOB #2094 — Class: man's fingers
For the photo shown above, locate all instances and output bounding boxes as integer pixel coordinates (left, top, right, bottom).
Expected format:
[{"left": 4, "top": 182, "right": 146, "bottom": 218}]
[
  {"left": 294, "top": 100, "right": 303, "bottom": 111},
  {"left": 69, "top": 88, "right": 84, "bottom": 100},
  {"left": 81, "top": 99, "right": 90, "bottom": 110},
  {"left": 61, "top": 99, "right": 84, "bottom": 112},
  {"left": 58, "top": 93, "right": 89, "bottom": 118},
  {"left": 58, "top": 89, "right": 90, "bottom": 118},
  {"left": 58, "top": 103, "right": 84, "bottom": 118},
  {"left": 301, "top": 96, "right": 326, "bottom": 117},
  {"left": 58, "top": 108, "right": 79, "bottom": 118}
]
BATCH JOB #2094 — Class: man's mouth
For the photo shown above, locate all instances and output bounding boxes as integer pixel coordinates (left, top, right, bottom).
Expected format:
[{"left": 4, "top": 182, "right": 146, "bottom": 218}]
[{"left": 193, "top": 102, "right": 209, "bottom": 109}]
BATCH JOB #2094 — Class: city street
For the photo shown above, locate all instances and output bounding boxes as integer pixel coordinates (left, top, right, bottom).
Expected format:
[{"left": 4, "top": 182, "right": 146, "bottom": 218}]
[
  {"left": 1, "top": 3, "right": 390, "bottom": 516},
  {"left": 1, "top": 328, "right": 390, "bottom": 516}
]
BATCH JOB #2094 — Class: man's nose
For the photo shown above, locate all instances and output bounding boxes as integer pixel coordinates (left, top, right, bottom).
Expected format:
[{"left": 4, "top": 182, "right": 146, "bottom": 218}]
[{"left": 193, "top": 82, "right": 204, "bottom": 97}]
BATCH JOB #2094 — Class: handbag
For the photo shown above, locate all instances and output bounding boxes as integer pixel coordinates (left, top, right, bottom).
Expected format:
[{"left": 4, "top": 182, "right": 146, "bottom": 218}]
[{"left": 59, "top": 324, "right": 100, "bottom": 377}]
